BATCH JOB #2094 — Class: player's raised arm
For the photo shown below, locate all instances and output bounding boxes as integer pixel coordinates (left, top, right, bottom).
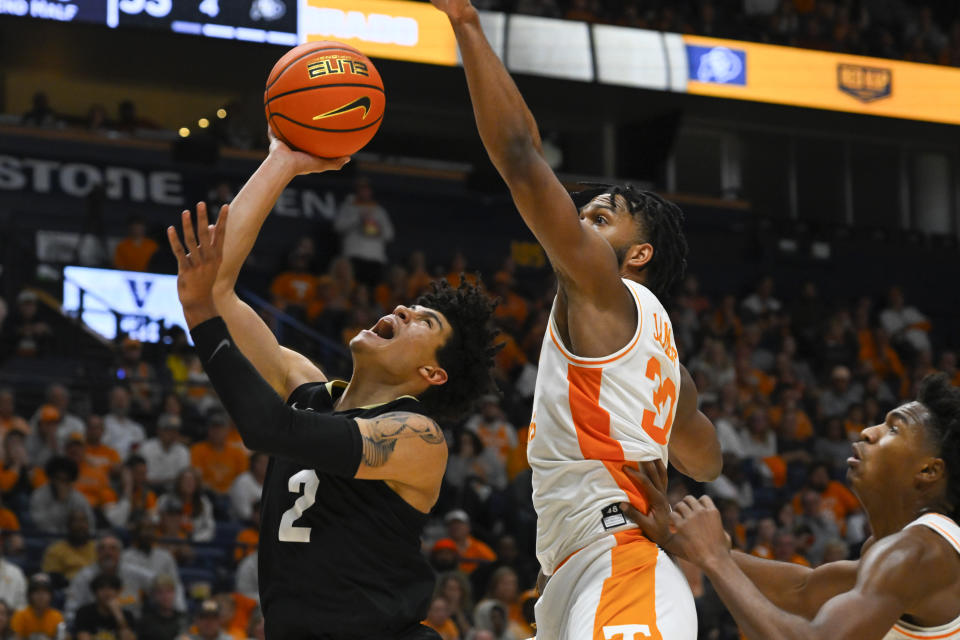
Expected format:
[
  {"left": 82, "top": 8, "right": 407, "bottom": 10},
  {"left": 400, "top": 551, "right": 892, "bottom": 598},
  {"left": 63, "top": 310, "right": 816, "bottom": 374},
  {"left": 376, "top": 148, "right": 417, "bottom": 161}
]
[
  {"left": 432, "top": 1, "right": 624, "bottom": 300},
  {"left": 210, "top": 138, "right": 349, "bottom": 396}
]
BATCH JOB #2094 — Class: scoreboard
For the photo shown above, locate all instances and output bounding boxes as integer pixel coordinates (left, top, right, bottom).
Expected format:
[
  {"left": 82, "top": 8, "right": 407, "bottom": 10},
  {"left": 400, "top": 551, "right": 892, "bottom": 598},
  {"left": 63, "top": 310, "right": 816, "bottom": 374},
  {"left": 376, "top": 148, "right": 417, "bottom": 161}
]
[{"left": 0, "top": 0, "right": 297, "bottom": 44}]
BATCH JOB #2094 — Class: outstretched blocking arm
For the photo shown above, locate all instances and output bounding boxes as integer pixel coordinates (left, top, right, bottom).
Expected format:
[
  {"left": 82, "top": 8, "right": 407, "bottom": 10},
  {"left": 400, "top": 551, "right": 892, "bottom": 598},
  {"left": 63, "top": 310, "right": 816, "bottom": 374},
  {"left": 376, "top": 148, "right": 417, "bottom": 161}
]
[
  {"left": 211, "top": 140, "right": 349, "bottom": 397},
  {"left": 668, "top": 365, "right": 722, "bottom": 481},
  {"left": 433, "top": 1, "right": 624, "bottom": 301}
]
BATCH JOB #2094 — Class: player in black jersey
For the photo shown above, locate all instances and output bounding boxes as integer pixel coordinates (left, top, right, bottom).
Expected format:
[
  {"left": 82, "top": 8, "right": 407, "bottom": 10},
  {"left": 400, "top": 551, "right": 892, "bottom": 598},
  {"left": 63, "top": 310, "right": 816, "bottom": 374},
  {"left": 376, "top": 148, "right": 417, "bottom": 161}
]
[{"left": 165, "top": 140, "right": 500, "bottom": 640}]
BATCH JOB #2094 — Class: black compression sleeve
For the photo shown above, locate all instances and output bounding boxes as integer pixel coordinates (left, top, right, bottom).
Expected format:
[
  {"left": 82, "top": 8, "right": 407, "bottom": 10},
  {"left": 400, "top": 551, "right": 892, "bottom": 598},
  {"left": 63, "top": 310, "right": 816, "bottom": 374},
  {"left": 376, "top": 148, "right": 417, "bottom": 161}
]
[{"left": 190, "top": 317, "right": 362, "bottom": 476}]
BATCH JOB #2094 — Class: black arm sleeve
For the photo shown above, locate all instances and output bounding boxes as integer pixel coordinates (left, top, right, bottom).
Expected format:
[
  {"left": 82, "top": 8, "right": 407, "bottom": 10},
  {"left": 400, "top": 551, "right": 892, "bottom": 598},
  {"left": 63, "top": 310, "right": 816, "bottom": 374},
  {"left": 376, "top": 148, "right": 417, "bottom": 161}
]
[{"left": 190, "top": 317, "right": 362, "bottom": 476}]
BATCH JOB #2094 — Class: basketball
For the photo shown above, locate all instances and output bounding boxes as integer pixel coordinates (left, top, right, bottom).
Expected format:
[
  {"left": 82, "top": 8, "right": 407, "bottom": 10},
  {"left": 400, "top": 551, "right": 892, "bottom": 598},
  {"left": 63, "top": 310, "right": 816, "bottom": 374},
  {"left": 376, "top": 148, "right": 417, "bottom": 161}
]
[{"left": 264, "top": 41, "right": 385, "bottom": 158}]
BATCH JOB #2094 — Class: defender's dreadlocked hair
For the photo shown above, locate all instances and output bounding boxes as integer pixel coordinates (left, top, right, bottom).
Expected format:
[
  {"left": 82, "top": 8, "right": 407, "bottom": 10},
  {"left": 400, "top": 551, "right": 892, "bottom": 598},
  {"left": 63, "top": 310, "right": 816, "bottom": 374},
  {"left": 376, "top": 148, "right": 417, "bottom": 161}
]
[
  {"left": 415, "top": 277, "right": 502, "bottom": 423},
  {"left": 918, "top": 373, "right": 960, "bottom": 521},
  {"left": 572, "top": 183, "right": 688, "bottom": 301}
]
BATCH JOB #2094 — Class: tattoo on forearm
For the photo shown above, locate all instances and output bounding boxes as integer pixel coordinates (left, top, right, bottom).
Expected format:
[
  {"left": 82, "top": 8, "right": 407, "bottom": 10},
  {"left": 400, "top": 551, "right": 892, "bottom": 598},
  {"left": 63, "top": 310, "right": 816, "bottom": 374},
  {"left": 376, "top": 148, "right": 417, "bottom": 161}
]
[{"left": 361, "top": 412, "right": 445, "bottom": 468}]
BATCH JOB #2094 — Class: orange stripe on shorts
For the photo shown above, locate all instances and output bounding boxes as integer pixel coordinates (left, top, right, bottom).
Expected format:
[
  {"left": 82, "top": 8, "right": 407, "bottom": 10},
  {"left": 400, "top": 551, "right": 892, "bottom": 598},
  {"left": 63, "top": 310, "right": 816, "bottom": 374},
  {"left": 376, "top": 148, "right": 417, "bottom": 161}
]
[
  {"left": 592, "top": 530, "right": 662, "bottom": 640},
  {"left": 567, "top": 365, "right": 650, "bottom": 514}
]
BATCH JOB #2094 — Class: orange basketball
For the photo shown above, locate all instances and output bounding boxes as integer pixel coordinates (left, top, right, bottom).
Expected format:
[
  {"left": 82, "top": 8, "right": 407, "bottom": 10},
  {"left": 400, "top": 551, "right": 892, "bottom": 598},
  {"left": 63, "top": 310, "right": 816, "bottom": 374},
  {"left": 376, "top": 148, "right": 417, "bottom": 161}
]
[{"left": 264, "top": 41, "right": 385, "bottom": 158}]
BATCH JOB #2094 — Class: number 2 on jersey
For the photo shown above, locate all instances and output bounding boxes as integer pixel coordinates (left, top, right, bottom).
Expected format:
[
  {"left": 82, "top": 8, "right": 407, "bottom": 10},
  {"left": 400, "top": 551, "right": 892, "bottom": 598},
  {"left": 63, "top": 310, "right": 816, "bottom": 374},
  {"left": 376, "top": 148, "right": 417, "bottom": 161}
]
[
  {"left": 278, "top": 469, "right": 319, "bottom": 543},
  {"left": 640, "top": 357, "right": 677, "bottom": 445}
]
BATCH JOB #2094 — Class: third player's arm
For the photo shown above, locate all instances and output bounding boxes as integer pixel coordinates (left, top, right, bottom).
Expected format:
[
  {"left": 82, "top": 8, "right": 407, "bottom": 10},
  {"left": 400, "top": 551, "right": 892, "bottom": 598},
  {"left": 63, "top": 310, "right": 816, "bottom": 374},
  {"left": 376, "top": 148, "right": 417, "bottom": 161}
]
[
  {"left": 668, "top": 365, "right": 722, "bottom": 481},
  {"left": 731, "top": 552, "right": 859, "bottom": 619},
  {"left": 437, "top": 2, "right": 625, "bottom": 299},
  {"left": 212, "top": 147, "right": 347, "bottom": 396}
]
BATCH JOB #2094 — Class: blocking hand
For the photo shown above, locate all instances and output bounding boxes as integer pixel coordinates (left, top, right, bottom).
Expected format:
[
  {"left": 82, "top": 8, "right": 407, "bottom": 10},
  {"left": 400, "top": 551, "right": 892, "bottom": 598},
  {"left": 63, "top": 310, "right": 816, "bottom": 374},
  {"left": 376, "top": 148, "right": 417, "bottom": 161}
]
[{"left": 167, "top": 202, "right": 228, "bottom": 316}]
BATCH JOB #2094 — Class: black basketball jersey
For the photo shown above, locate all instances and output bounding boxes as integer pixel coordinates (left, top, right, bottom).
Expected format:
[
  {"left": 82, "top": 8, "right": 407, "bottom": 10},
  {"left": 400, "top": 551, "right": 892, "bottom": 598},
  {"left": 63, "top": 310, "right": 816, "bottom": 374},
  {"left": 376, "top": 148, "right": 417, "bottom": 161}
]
[{"left": 258, "top": 381, "right": 439, "bottom": 640}]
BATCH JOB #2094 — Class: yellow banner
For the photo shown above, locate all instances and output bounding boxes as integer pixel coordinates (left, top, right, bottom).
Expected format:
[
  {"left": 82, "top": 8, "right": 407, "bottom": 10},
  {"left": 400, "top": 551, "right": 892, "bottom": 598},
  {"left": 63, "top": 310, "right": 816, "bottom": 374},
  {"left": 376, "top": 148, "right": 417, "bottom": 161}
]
[
  {"left": 301, "top": 0, "right": 458, "bottom": 66},
  {"left": 683, "top": 34, "right": 960, "bottom": 126}
]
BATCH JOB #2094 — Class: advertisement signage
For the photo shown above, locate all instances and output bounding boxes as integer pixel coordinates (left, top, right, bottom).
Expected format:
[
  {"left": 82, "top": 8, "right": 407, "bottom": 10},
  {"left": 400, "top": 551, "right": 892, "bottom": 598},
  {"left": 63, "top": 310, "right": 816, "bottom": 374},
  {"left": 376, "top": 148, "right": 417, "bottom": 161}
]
[
  {"left": 683, "top": 34, "right": 960, "bottom": 126},
  {"left": 299, "top": 0, "right": 458, "bottom": 66}
]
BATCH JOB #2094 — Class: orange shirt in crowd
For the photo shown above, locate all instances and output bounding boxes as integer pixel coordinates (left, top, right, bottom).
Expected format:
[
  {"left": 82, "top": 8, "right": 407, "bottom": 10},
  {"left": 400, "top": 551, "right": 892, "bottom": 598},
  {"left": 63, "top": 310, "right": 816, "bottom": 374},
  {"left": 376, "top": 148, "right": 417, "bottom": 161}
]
[
  {"left": 75, "top": 462, "right": 117, "bottom": 508},
  {"left": 0, "top": 507, "right": 20, "bottom": 531},
  {"left": 114, "top": 237, "right": 159, "bottom": 272},
  {"left": 750, "top": 544, "right": 773, "bottom": 560},
  {"left": 11, "top": 606, "right": 63, "bottom": 638},
  {"left": 191, "top": 442, "right": 248, "bottom": 494},
  {"left": 495, "top": 334, "right": 527, "bottom": 376},
  {"left": 85, "top": 443, "right": 121, "bottom": 472},
  {"left": 740, "top": 368, "right": 776, "bottom": 398},
  {"left": 506, "top": 424, "right": 531, "bottom": 481},
  {"left": 0, "top": 464, "right": 45, "bottom": 493},
  {"left": 0, "top": 415, "right": 30, "bottom": 440},
  {"left": 234, "top": 527, "right": 259, "bottom": 563},
  {"left": 767, "top": 407, "right": 814, "bottom": 440},
  {"left": 270, "top": 272, "right": 318, "bottom": 309},
  {"left": 494, "top": 292, "right": 529, "bottom": 330},
  {"left": 457, "top": 536, "right": 497, "bottom": 574},
  {"left": 406, "top": 270, "right": 433, "bottom": 299},
  {"left": 792, "top": 481, "right": 861, "bottom": 526},
  {"left": 422, "top": 617, "right": 459, "bottom": 640}
]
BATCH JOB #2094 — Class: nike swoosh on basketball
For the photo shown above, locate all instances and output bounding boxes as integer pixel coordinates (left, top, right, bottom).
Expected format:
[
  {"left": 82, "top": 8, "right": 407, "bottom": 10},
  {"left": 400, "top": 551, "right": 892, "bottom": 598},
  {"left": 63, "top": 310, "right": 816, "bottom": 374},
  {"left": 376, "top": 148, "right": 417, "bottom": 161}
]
[
  {"left": 208, "top": 339, "right": 230, "bottom": 363},
  {"left": 312, "top": 96, "right": 372, "bottom": 121}
]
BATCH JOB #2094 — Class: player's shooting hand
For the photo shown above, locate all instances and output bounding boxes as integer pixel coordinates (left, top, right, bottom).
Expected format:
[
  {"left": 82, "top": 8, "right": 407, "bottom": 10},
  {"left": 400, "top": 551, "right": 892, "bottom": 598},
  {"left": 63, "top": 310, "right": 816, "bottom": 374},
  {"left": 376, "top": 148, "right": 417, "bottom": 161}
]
[
  {"left": 167, "top": 202, "right": 228, "bottom": 327},
  {"left": 663, "top": 495, "right": 731, "bottom": 570},
  {"left": 619, "top": 460, "right": 677, "bottom": 551},
  {"left": 428, "top": 0, "right": 476, "bottom": 22},
  {"left": 267, "top": 128, "right": 350, "bottom": 176}
]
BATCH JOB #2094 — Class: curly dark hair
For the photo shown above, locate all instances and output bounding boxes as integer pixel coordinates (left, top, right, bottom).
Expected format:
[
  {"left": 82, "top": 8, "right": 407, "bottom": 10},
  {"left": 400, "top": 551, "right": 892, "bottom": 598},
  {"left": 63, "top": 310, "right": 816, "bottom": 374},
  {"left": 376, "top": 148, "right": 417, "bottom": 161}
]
[
  {"left": 918, "top": 373, "right": 960, "bottom": 520},
  {"left": 415, "top": 277, "right": 501, "bottom": 423},
  {"left": 572, "top": 183, "right": 688, "bottom": 301}
]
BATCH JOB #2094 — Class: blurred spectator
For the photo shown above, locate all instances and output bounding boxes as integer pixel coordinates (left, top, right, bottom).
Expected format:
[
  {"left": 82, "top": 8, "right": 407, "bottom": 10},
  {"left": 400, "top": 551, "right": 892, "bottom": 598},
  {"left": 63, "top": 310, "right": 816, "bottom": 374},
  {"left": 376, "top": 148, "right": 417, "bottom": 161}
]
[
  {"left": 114, "top": 338, "right": 159, "bottom": 417},
  {"left": 0, "top": 539, "right": 27, "bottom": 611},
  {"left": 423, "top": 596, "right": 459, "bottom": 640},
  {"left": 189, "top": 599, "right": 232, "bottom": 640},
  {"left": 406, "top": 251, "right": 433, "bottom": 299},
  {"left": 234, "top": 551, "right": 258, "bottom": 603},
  {"left": 269, "top": 238, "right": 318, "bottom": 318},
  {"left": 63, "top": 433, "right": 116, "bottom": 512},
  {"left": 120, "top": 520, "right": 185, "bottom": 613},
  {"left": 819, "top": 365, "right": 863, "bottom": 419},
  {"left": 772, "top": 529, "right": 810, "bottom": 567},
  {"left": 25, "top": 406, "right": 61, "bottom": 469},
  {"left": 65, "top": 535, "right": 152, "bottom": 624},
  {"left": 154, "top": 501, "right": 194, "bottom": 567},
  {"left": 21, "top": 93, "right": 58, "bottom": 128},
  {"left": 113, "top": 217, "right": 158, "bottom": 272},
  {"left": 742, "top": 276, "right": 781, "bottom": 318},
  {"left": 429, "top": 539, "right": 460, "bottom": 573},
  {"left": 140, "top": 414, "right": 190, "bottom": 491},
  {"left": 114, "top": 100, "right": 158, "bottom": 133},
  {"left": 246, "top": 607, "right": 264, "bottom": 640},
  {"left": 464, "top": 397, "right": 517, "bottom": 471},
  {"left": 749, "top": 517, "right": 777, "bottom": 559},
  {"left": 0, "top": 431, "right": 43, "bottom": 503},
  {"left": 880, "top": 286, "right": 932, "bottom": 356},
  {"left": 229, "top": 452, "right": 265, "bottom": 523},
  {"left": 795, "top": 462, "right": 861, "bottom": 532},
  {"left": 435, "top": 572, "right": 473, "bottom": 638},
  {"left": 446, "top": 430, "right": 507, "bottom": 503},
  {"left": 33, "top": 384, "right": 85, "bottom": 447},
  {"left": 103, "top": 455, "right": 155, "bottom": 529},
  {"left": 40, "top": 509, "right": 95, "bottom": 581},
  {"left": 469, "top": 535, "right": 536, "bottom": 598},
  {"left": 155, "top": 468, "right": 215, "bottom": 543},
  {"left": 705, "top": 454, "right": 754, "bottom": 509},
  {"left": 233, "top": 501, "right": 260, "bottom": 564},
  {"left": 72, "top": 573, "right": 136, "bottom": 640},
  {"left": 794, "top": 487, "right": 841, "bottom": 566},
  {"left": 29, "top": 457, "right": 94, "bottom": 535},
  {"left": 0, "top": 291, "right": 54, "bottom": 358},
  {"left": 84, "top": 104, "right": 109, "bottom": 133},
  {"left": 0, "top": 599, "right": 13, "bottom": 640},
  {"left": 10, "top": 573, "right": 62, "bottom": 640},
  {"left": 102, "top": 387, "right": 146, "bottom": 459},
  {"left": 136, "top": 574, "right": 186, "bottom": 640},
  {"left": 814, "top": 417, "right": 854, "bottom": 475},
  {"left": 190, "top": 413, "right": 248, "bottom": 496},
  {"left": 445, "top": 510, "right": 496, "bottom": 575},
  {"left": 0, "top": 389, "right": 29, "bottom": 452},
  {"left": 473, "top": 567, "right": 527, "bottom": 639},
  {"left": 821, "top": 538, "right": 850, "bottom": 564},
  {"left": 334, "top": 177, "right": 395, "bottom": 287}
]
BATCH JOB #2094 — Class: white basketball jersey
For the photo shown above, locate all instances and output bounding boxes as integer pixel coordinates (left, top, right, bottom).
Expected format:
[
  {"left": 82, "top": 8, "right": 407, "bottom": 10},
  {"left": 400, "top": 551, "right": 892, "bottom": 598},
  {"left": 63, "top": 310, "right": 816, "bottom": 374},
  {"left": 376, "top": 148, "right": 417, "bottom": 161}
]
[
  {"left": 527, "top": 279, "right": 681, "bottom": 575},
  {"left": 884, "top": 513, "right": 960, "bottom": 640}
]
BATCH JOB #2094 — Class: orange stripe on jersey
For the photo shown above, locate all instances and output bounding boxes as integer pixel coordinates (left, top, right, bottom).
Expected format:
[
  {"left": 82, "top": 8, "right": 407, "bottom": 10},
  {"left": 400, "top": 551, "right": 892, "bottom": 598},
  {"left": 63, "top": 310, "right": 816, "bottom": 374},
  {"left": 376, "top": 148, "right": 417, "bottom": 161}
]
[
  {"left": 568, "top": 365, "right": 650, "bottom": 514},
  {"left": 592, "top": 530, "right": 662, "bottom": 640},
  {"left": 891, "top": 624, "right": 960, "bottom": 639},
  {"left": 548, "top": 286, "right": 645, "bottom": 367},
  {"left": 923, "top": 521, "right": 960, "bottom": 553}
]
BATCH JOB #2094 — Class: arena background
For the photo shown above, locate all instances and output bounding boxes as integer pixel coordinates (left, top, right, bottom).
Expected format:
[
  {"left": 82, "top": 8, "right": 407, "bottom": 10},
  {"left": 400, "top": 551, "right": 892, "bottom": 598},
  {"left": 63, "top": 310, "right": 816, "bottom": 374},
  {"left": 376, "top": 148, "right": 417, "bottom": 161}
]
[{"left": 0, "top": 1, "right": 959, "bottom": 639}]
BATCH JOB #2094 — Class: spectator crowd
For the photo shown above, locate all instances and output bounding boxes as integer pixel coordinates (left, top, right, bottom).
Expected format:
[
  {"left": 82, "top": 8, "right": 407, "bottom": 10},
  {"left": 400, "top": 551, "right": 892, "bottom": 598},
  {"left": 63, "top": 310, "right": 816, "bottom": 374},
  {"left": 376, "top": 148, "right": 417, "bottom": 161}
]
[{"left": 0, "top": 172, "right": 957, "bottom": 639}]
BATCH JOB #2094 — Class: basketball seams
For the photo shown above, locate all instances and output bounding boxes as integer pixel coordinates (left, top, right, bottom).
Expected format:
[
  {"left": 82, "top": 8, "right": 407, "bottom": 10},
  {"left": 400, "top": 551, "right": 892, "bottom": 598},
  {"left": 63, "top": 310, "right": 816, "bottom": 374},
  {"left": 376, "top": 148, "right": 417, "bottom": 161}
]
[
  {"left": 268, "top": 111, "right": 385, "bottom": 134},
  {"left": 264, "top": 83, "right": 386, "bottom": 107},
  {"left": 264, "top": 45, "right": 368, "bottom": 93}
]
